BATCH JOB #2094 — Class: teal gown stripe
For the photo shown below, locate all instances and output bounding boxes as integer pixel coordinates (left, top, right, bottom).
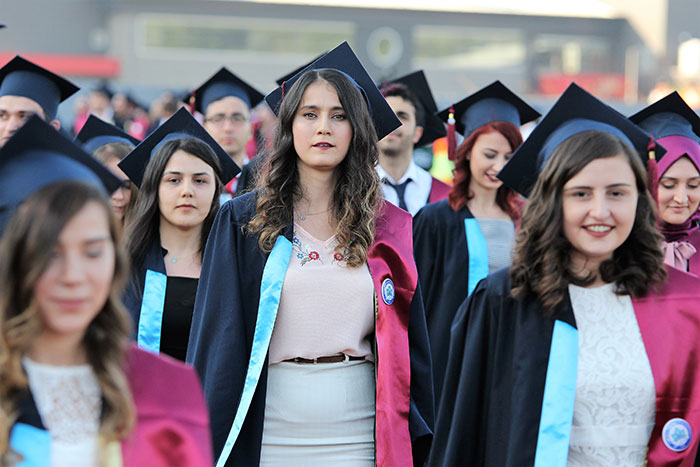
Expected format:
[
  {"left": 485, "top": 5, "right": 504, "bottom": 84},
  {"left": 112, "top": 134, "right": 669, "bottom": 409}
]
[
  {"left": 137, "top": 269, "right": 168, "bottom": 353},
  {"left": 464, "top": 218, "right": 489, "bottom": 296},
  {"left": 216, "top": 236, "right": 293, "bottom": 467},
  {"left": 10, "top": 422, "right": 51, "bottom": 467},
  {"left": 534, "top": 320, "right": 578, "bottom": 467}
]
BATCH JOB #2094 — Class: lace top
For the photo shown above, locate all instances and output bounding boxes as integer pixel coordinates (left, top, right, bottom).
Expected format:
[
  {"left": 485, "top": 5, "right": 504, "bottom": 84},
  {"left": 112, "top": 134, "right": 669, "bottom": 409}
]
[
  {"left": 23, "top": 357, "right": 101, "bottom": 467},
  {"left": 567, "top": 283, "right": 656, "bottom": 466}
]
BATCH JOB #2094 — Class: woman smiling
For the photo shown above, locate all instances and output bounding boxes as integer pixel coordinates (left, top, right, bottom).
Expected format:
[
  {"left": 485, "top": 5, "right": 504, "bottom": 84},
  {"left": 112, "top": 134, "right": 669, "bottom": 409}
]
[{"left": 430, "top": 83, "right": 700, "bottom": 466}]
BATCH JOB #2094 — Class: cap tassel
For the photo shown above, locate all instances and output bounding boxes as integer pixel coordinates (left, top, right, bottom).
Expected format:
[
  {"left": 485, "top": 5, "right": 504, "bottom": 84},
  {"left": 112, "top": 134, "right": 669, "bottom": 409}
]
[
  {"left": 447, "top": 105, "right": 456, "bottom": 161},
  {"left": 647, "top": 139, "right": 658, "bottom": 202},
  {"left": 188, "top": 91, "right": 196, "bottom": 115}
]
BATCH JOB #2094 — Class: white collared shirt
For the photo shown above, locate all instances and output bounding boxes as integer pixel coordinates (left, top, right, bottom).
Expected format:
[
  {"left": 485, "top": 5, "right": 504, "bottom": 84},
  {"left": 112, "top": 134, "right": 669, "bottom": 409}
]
[{"left": 376, "top": 159, "right": 433, "bottom": 216}]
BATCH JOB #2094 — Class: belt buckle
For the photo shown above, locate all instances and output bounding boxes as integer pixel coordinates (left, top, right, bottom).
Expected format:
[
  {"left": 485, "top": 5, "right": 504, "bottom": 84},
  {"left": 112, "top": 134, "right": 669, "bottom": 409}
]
[{"left": 343, "top": 353, "right": 349, "bottom": 364}]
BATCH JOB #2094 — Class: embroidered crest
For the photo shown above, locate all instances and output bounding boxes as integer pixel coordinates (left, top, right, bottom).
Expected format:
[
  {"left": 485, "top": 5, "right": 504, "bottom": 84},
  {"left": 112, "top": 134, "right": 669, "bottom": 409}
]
[
  {"left": 381, "top": 278, "right": 395, "bottom": 305},
  {"left": 662, "top": 418, "right": 692, "bottom": 452}
]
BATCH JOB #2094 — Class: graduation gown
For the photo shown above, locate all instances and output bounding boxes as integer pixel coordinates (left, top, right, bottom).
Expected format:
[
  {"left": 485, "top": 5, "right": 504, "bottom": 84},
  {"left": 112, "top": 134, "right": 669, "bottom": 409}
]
[
  {"left": 430, "top": 267, "right": 700, "bottom": 467},
  {"left": 413, "top": 199, "right": 492, "bottom": 408},
  {"left": 684, "top": 228, "right": 700, "bottom": 274},
  {"left": 187, "top": 192, "right": 434, "bottom": 467},
  {"left": 123, "top": 239, "right": 193, "bottom": 358},
  {"left": 10, "top": 344, "right": 212, "bottom": 466},
  {"left": 428, "top": 177, "right": 450, "bottom": 204}
]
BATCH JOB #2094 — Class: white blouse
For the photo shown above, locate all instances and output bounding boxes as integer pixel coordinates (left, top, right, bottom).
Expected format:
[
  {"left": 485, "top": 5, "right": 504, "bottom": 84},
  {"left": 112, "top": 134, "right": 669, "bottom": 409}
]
[
  {"left": 23, "top": 357, "right": 101, "bottom": 467},
  {"left": 567, "top": 283, "right": 656, "bottom": 466}
]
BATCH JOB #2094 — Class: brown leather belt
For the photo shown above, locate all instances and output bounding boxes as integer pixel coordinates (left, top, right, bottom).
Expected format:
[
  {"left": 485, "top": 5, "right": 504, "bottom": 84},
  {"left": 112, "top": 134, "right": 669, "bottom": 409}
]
[{"left": 283, "top": 354, "right": 366, "bottom": 364}]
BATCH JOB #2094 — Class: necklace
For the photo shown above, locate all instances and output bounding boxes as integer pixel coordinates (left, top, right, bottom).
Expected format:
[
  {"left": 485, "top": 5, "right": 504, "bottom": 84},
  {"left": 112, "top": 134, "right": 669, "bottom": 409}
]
[{"left": 297, "top": 208, "right": 330, "bottom": 221}]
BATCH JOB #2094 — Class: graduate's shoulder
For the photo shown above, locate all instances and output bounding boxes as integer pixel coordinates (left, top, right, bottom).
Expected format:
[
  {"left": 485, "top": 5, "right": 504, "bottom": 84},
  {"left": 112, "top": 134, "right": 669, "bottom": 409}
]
[
  {"left": 642, "top": 265, "right": 700, "bottom": 303},
  {"left": 220, "top": 190, "right": 259, "bottom": 226}
]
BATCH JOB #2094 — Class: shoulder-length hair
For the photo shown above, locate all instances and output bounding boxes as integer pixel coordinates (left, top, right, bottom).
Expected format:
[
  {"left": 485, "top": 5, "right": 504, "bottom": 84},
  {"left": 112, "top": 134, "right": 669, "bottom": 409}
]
[
  {"left": 510, "top": 130, "right": 667, "bottom": 313},
  {"left": 448, "top": 121, "right": 523, "bottom": 221},
  {"left": 0, "top": 181, "right": 135, "bottom": 459},
  {"left": 123, "top": 138, "right": 223, "bottom": 272},
  {"left": 247, "top": 68, "right": 382, "bottom": 267},
  {"left": 93, "top": 141, "right": 138, "bottom": 223}
]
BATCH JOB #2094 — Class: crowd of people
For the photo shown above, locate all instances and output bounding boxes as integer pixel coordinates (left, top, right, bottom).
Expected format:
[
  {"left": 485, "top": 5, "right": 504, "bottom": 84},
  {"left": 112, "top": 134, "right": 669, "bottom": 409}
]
[{"left": 1, "top": 39, "right": 700, "bottom": 467}]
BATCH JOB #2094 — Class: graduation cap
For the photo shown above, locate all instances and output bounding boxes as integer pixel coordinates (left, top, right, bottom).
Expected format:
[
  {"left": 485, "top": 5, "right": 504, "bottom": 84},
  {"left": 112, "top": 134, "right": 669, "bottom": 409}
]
[
  {"left": 118, "top": 107, "right": 240, "bottom": 188},
  {"left": 381, "top": 70, "right": 446, "bottom": 147},
  {"left": 0, "top": 115, "right": 121, "bottom": 229},
  {"left": 185, "top": 67, "right": 265, "bottom": 115},
  {"left": 265, "top": 41, "right": 401, "bottom": 141},
  {"left": 436, "top": 81, "right": 540, "bottom": 160},
  {"left": 498, "top": 82, "right": 664, "bottom": 198},
  {"left": 0, "top": 56, "right": 79, "bottom": 120},
  {"left": 275, "top": 52, "right": 328, "bottom": 86},
  {"left": 629, "top": 91, "right": 700, "bottom": 175},
  {"left": 92, "top": 82, "right": 113, "bottom": 100},
  {"left": 75, "top": 115, "right": 141, "bottom": 154}
]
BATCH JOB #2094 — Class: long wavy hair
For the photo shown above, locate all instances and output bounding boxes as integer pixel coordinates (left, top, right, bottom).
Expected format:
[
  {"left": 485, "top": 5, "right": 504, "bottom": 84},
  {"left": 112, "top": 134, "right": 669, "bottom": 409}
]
[
  {"left": 448, "top": 121, "right": 523, "bottom": 221},
  {"left": 248, "top": 69, "right": 382, "bottom": 267},
  {"left": 92, "top": 142, "right": 138, "bottom": 223},
  {"left": 123, "top": 138, "right": 223, "bottom": 272},
  {"left": 0, "top": 181, "right": 135, "bottom": 462},
  {"left": 510, "top": 130, "right": 667, "bottom": 313}
]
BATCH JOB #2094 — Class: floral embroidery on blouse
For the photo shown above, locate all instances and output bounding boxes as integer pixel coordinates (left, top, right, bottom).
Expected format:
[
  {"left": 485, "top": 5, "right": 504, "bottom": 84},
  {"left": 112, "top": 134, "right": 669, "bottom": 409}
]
[
  {"left": 293, "top": 236, "right": 323, "bottom": 266},
  {"left": 292, "top": 235, "right": 348, "bottom": 267}
]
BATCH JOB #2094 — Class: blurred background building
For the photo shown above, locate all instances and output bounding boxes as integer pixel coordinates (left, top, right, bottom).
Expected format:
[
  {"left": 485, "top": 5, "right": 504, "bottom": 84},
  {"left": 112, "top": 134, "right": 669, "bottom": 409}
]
[{"left": 2, "top": 0, "right": 699, "bottom": 161}]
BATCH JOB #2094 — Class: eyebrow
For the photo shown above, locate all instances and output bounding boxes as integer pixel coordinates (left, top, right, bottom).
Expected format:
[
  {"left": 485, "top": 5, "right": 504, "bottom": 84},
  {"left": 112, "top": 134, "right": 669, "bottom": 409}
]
[
  {"left": 163, "top": 171, "right": 212, "bottom": 176},
  {"left": 483, "top": 147, "right": 512, "bottom": 155},
  {"left": 660, "top": 176, "right": 700, "bottom": 181},
  {"left": 564, "top": 183, "right": 633, "bottom": 190},
  {"left": 83, "top": 237, "right": 110, "bottom": 246},
  {"left": 299, "top": 104, "right": 345, "bottom": 111}
]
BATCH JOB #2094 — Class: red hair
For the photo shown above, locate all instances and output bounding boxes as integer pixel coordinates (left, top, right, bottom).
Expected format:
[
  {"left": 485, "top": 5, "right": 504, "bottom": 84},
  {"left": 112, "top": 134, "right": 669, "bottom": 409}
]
[{"left": 448, "top": 121, "right": 524, "bottom": 222}]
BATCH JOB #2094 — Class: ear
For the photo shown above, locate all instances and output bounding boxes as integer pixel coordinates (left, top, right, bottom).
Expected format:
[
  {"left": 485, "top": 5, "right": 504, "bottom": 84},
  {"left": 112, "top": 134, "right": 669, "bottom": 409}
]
[
  {"left": 412, "top": 125, "right": 423, "bottom": 144},
  {"left": 49, "top": 119, "right": 61, "bottom": 131}
]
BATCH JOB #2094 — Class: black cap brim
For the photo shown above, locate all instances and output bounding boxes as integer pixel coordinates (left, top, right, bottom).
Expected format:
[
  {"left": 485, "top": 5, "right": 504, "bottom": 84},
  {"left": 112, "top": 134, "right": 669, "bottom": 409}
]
[{"left": 118, "top": 107, "right": 240, "bottom": 188}]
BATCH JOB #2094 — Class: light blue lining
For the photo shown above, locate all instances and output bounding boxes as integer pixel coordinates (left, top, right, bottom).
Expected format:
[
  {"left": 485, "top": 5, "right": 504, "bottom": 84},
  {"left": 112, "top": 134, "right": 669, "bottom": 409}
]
[
  {"left": 136, "top": 269, "right": 167, "bottom": 354},
  {"left": 10, "top": 423, "right": 51, "bottom": 467},
  {"left": 534, "top": 320, "right": 578, "bottom": 467},
  {"left": 464, "top": 218, "right": 489, "bottom": 296},
  {"left": 216, "top": 236, "right": 292, "bottom": 467}
]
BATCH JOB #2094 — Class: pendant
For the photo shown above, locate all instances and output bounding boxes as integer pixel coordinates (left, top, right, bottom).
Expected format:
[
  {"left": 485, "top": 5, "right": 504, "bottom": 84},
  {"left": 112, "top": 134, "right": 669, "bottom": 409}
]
[
  {"left": 298, "top": 213, "right": 307, "bottom": 221},
  {"left": 171, "top": 257, "right": 178, "bottom": 264}
]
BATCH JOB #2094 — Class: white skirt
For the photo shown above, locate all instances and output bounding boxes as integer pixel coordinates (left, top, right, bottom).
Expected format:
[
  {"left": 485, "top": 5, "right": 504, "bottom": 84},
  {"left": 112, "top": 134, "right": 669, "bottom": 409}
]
[{"left": 260, "top": 359, "right": 376, "bottom": 466}]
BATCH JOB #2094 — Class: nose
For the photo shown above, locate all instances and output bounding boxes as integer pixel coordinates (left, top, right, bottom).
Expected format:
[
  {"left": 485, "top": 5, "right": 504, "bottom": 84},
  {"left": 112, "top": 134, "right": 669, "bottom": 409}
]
[
  {"left": 6, "top": 115, "right": 24, "bottom": 136},
  {"left": 316, "top": 113, "right": 331, "bottom": 135},
  {"left": 672, "top": 184, "right": 689, "bottom": 204},
  {"left": 180, "top": 178, "right": 194, "bottom": 197},
  {"left": 589, "top": 192, "right": 611, "bottom": 219},
  {"left": 61, "top": 252, "right": 87, "bottom": 284},
  {"left": 493, "top": 156, "right": 508, "bottom": 173},
  {"left": 112, "top": 188, "right": 125, "bottom": 202}
]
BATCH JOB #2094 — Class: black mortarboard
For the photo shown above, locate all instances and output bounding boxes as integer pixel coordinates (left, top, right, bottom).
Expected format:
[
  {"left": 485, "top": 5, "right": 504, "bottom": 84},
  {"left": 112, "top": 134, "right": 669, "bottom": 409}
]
[
  {"left": 382, "top": 70, "right": 446, "bottom": 147},
  {"left": 629, "top": 91, "right": 700, "bottom": 175},
  {"left": 93, "top": 82, "right": 113, "bottom": 100},
  {"left": 118, "top": 107, "right": 240, "bottom": 188},
  {"left": 275, "top": 52, "right": 328, "bottom": 86},
  {"left": 0, "top": 55, "right": 79, "bottom": 120},
  {"left": 265, "top": 41, "right": 401, "bottom": 141},
  {"left": 185, "top": 67, "right": 265, "bottom": 114},
  {"left": 437, "top": 80, "right": 540, "bottom": 138},
  {"left": 75, "top": 115, "right": 140, "bottom": 154},
  {"left": 0, "top": 116, "right": 121, "bottom": 229},
  {"left": 498, "top": 82, "right": 664, "bottom": 197}
]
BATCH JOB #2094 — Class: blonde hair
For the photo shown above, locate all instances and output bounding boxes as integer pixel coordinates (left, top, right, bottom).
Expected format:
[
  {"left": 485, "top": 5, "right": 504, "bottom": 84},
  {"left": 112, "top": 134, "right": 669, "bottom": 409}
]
[{"left": 0, "top": 181, "right": 135, "bottom": 463}]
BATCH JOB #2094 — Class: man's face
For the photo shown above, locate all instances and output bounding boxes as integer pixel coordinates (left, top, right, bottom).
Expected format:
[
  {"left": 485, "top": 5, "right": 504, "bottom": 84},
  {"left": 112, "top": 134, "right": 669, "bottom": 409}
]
[
  {"left": 203, "top": 96, "right": 252, "bottom": 159},
  {"left": 0, "top": 95, "right": 47, "bottom": 147},
  {"left": 378, "top": 95, "right": 423, "bottom": 158}
]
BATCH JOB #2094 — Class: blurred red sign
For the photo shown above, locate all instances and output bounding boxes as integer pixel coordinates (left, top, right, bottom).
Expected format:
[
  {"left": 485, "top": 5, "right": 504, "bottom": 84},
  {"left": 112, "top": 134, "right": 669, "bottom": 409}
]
[
  {"left": 538, "top": 73, "right": 625, "bottom": 99},
  {"left": 0, "top": 53, "right": 120, "bottom": 78}
]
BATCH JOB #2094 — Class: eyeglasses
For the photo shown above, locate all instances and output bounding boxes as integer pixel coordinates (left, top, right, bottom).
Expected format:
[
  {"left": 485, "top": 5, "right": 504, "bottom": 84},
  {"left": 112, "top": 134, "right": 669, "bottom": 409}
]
[{"left": 204, "top": 113, "right": 249, "bottom": 127}]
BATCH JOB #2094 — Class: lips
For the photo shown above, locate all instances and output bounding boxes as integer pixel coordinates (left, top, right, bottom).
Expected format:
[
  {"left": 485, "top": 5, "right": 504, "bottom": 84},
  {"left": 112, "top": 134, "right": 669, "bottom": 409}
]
[
  {"left": 177, "top": 204, "right": 196, "bottom": 209},
  {"left": 583, "top": 224, "right": 613, "bottom": 237},
  {"left": 53, "top": 298, "right": 88, "bottom": 311},
  {"left": 312, "top": 142, "right": 334, "bottom": 148}
]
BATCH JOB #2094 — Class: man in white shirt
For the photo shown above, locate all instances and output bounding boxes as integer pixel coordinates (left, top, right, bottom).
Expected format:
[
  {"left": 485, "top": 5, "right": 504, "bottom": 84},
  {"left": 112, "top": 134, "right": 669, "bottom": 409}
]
[{"left": 378, "top": 72, "right": 450, "bottom": 216}]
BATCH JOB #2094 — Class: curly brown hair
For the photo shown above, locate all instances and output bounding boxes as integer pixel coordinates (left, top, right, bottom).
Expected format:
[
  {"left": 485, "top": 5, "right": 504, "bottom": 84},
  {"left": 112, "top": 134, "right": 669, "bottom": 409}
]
[
  {"left": 510, "top": 130, "right": 667, "bottom": 313},
  {"left": 247, "top": 69, "right": 382, "bottom": 267},
  {"left": 0, "top": 181, "right": 135, "bottom": 462},
  {"left": 448, "top": 121, "right": 523, "bottom": 222}
]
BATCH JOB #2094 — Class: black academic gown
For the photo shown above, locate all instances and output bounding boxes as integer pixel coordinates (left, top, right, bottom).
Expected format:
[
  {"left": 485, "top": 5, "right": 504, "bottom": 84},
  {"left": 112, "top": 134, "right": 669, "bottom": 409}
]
[
  {"left": 187, "top": 191, "right": 434, "bottom": 467},
  {"left": 413, "top": 199, "right": 489, "bottom": 409},
  {"left": 430, "top": 267, "right": 700, "bottom": 467}
]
